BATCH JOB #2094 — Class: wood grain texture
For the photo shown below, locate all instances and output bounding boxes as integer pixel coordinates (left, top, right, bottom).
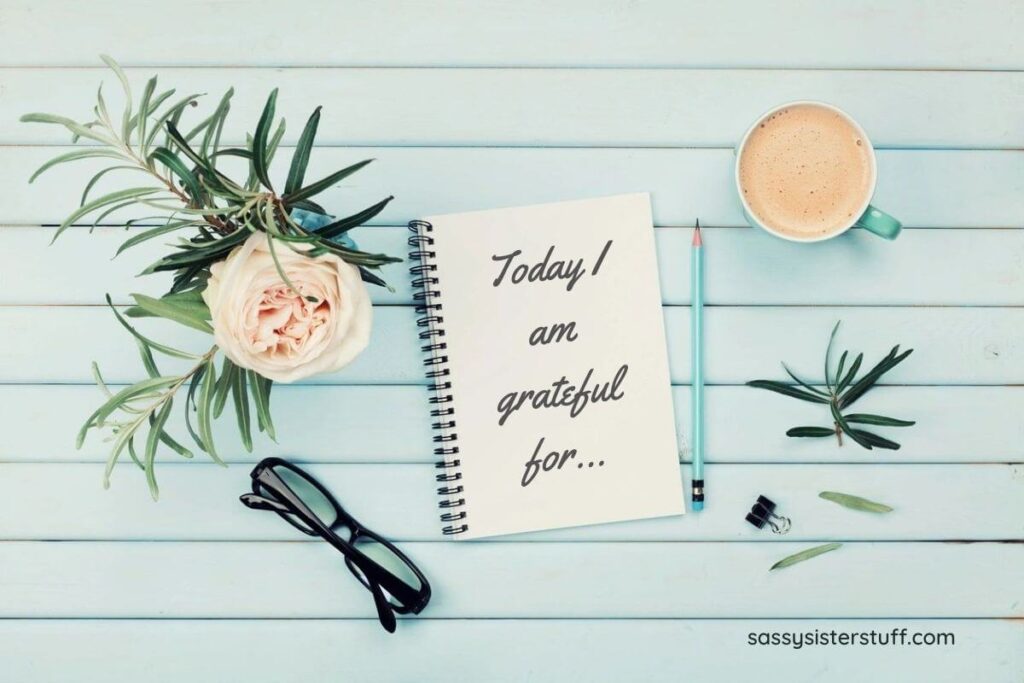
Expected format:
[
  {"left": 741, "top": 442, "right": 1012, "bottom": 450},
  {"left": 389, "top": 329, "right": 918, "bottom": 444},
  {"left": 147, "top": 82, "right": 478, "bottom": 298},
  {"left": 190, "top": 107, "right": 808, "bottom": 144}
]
[
  {"left": 1, "top": 2, "right": 1021, "bottom": 677},
  {"left": 5, "top": 146, "right": 1022, "bottom": 228},
  {"left": 8, "top": 225, "right": 1024, "bottom": 306},
  {"left": 1, "top": 0, "right": 1020, "bottom": 69},
  {"left": 1, "top": 541, "right": 1020, "bottom": 617},
  {"left": 7, "top": 68, "right": 1023, "bottom": 148},
  {"left": 1, "top": 619, "right": 1019, "bottom": 683},
  {"left": 2, "top": 463, "right": 1020, "bottom": 541},
  {"left": 5, "top": 385, "right": 1017, "bottom": 465},
  {"left": 1, "top": 305, "right": 1020, "bottom": 385}
]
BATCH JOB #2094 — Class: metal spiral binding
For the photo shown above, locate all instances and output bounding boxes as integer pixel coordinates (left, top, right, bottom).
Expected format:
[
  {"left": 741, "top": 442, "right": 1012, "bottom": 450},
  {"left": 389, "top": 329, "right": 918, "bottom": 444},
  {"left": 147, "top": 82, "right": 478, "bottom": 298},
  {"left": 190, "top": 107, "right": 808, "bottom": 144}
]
[{"left": 409, "top": 219, "right": 468, "bottom": 536}]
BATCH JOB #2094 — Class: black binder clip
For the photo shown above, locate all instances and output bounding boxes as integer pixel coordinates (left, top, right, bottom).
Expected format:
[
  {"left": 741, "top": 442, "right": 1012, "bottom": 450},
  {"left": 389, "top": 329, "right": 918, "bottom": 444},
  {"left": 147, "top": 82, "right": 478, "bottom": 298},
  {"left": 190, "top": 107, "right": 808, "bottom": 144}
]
[{"left": 745, "top": 495, "right": 791, "bottom": 535}]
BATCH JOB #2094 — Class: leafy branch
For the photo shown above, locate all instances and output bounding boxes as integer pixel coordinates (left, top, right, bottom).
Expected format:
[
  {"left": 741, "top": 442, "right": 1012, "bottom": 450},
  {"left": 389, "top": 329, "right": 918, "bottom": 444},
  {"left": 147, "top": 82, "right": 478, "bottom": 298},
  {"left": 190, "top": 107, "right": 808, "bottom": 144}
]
[
  {"left": 747, "top": 321, "right": 915, "bottom": 450},
  {"left": 21, "top": 55, "right": 401, "bottom": 293},
  {"left": 22, "top": 57, "right": 399, "bottom": 497}
]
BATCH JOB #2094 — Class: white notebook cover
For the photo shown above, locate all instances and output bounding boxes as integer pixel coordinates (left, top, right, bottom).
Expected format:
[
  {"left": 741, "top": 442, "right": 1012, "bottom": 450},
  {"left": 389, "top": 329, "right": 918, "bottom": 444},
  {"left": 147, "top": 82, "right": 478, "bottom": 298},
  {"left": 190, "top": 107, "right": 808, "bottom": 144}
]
[{"left": 423, "top": 193, "right": 684, "bottom": 539}]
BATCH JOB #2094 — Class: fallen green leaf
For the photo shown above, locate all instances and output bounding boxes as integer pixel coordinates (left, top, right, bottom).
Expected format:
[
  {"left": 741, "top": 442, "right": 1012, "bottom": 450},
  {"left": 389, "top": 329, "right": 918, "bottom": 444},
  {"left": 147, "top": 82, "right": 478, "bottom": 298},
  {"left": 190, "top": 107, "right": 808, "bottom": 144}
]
[
  {"left": 819, "top": 491, "right": 894, "bottom": 513},
  {"left": 770, "top": 542, "right": 843, "bottom": 571}
]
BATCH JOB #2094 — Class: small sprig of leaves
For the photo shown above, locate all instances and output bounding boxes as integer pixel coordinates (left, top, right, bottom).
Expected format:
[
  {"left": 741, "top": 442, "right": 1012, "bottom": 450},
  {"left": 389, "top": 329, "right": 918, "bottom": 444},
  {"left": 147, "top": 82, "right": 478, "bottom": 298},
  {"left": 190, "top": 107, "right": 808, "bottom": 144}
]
[
  {"left": 21, "top": 55, "right": 401, "bottom": 293},
  {"left": 23, "top": 57, "right": 402, "bottom": 498},
  {"left": 747, "top": 322, "right": 915, "bottom": 450}
]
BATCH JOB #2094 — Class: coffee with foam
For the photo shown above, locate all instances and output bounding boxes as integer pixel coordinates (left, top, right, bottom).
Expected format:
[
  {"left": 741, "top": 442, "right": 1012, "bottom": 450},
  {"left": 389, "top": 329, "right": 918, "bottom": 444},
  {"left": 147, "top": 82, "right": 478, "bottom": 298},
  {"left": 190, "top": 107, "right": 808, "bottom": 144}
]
[{"left": 738, "top": 103, "right": 874, "bottom": 240}]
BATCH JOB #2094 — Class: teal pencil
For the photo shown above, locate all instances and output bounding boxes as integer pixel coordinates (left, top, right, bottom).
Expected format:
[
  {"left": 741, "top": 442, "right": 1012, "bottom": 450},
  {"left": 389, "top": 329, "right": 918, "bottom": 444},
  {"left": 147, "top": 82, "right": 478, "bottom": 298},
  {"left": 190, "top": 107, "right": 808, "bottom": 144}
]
[{"left": 691, "top": 220, "right": 705, "bottom": 511}]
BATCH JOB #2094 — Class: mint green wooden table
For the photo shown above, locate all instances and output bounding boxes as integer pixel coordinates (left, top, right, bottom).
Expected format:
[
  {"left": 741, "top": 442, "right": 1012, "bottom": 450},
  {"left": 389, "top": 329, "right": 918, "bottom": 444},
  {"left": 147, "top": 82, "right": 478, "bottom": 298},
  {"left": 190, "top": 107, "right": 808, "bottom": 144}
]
[{"left": 0, "top": 2, "right": 1022, "bottom": 681}]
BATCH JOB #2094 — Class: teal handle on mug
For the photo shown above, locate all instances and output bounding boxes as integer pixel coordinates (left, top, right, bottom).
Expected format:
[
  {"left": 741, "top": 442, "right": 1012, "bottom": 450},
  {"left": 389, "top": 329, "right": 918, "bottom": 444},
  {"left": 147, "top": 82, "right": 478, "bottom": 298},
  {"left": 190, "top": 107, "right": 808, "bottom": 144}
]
[{"left": 855, "top": 204, "right": 901, "bottom": 240}]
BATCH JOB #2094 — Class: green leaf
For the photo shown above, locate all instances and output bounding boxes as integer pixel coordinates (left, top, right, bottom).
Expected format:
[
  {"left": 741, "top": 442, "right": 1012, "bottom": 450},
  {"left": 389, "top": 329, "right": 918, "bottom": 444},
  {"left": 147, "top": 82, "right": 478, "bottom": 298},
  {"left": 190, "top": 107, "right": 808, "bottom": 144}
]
[
  {"left": 746, "top": 380, "right": 829, "bottom": 404},
  {"left": 266, "top": 118, "right": 287, "bottom": 168},
  {"left": 91, "top": 361, "right": 113, "bottom": 398},
  {"left": 143, "top": 92, "right": 202, "bottom": 154},
  {"left": 838, "top": 347, "right": 913, "bottom": 409},
  {"left": 106, "top": 418, "right": 147, "bottom": 487},
  {"left": 134, "top": 75, "right": 158, "bottom": 151},
  {"left": 203, "top": 88, "right": 234, "bottom": 162},
  {"left": 197, "top": 361, "right": 224, "bottom": 466},
  {"left": 290, "top": 199, "right": 327, "bottom": 215},
  {"left": 92, "top": 199, "right": 144, "bottom": 228},
  {"left": 28, "top": 148, "right": 126, "bottom": 183},
  {"left": 127, "top": 435, "right": 144, "bottom": 470},
  {"left": 819, "top": 491, "right": 894, "bottom": 513},
  {"left": 77, "top": 375, "right": 178, "bottom": 449},
  {"left": 212, "top": 357, "right": 236, "bottom": 418},
  {"left": 20, "top": 112, "right": 118, "bottom": 145},
  {"left": 314, "top": 196, "right": 394, "bottom": 240},
  {"left": 263, "top": 231, "right": 307, "bottom": 301},
  {"left": 836, "top": 352, "right": 863, "bottom": 394},
  {"left": 843, "top": 414, "right": 915, "bottom": 427},
  {"left": 824, "top": 320, "right": 841, "bottom": 391},
  {"left": 115, "top": 220, "right": 199, "bottom": 256},
  {"left": 786, "top": 426, "right": 835, "bottom": 438},
  {"left": 770, "top": 543, "right": 843, "bottom": 571},
  {"left": 232, "top": 368, "right": 252, "bottom": 452},
  {"left": 248, "top": 370, "right": 276, "bottom": 441},
  {"left": 285, "top": 106, "right": 321, "bottom": 195},
  {"left": 52, "top": 187, "right": 160, "bottom": 243},
  {"left": 312, "top": 240, "right": 402, "bottom": 268},
  {"left": 104, "top": 295, "right": 203, "bottom": 362},
  {"left": 144, "top": 398, "right": 174, "bottom": 500},
  {"left": 283, "top": 158, "right": 372, "bottom": 204},
  {"left": 129, "top": 292, "right": 214, "bottom": 333},
  {"left": 830, "top": 401, "right": 872, "bottom": 450},
  {"left": 150, "top": 146, "right": 204, "bottom": 202},
  {"left": 100, "top": 54, "right": 133, "bottom": 142},
  {"left": 126, "top": 292, "right": 209, "bottom": 321},
  {"left": 184, "top": 362, "right": 208, "bottom": 452},
  {"left": 252, "top": 88, "right": 278, "bottom": 190},
  {"left": 834, "top": 350, "right": 848, "bottom": 389},
  {"left": 850, "top": 429, "right": 901, "bottom": 450},
  {"left": 164, "top": 121, "right": 216, "bottom": 175},
  {"left": 81, "top": 165, "right": 146, "bottom": 206},
  {"left": 780, "top": 362, "right": 828, "bottom": 397},
  {"left": 210, "top": 148, "right": 253, "bottom": 160},
  {"left": 359, "top": 266, "right": 388, "bottom": 288},
  {"left": 154, "top": 427, "right": 193, "bottom": 459},
  {"left": 135, "top": 338, "right": 159, "bottom": 378}
]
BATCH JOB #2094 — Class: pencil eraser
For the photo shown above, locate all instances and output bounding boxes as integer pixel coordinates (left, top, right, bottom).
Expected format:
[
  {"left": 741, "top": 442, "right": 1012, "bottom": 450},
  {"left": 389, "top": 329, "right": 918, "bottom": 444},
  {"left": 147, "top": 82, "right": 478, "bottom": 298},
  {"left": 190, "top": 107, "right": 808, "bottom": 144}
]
[{"left": 691, "top": 500, "right": 704, "bottom": 512}]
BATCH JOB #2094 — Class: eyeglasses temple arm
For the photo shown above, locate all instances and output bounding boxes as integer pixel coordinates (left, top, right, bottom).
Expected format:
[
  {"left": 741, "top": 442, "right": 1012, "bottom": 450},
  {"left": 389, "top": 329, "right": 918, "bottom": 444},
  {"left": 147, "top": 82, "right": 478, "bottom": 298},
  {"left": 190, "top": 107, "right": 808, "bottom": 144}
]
[{"left": 239, "top": 493, "right": 292, "bottom": 514}]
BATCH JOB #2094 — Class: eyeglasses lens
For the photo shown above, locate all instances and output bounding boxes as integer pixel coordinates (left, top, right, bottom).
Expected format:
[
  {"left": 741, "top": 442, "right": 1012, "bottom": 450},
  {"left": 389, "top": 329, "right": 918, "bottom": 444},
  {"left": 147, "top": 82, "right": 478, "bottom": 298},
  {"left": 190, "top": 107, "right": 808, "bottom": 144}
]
[{"left": 260, "top": 464, "right": 339, "bottom": 532}]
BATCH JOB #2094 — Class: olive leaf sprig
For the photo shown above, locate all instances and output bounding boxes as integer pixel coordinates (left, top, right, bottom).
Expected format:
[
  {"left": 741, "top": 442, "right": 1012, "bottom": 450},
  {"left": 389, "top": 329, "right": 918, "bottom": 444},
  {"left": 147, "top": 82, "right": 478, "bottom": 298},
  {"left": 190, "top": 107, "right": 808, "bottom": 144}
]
[
  {"left": 747, "top": 321, "right": 915, "bottom": 450},
  {"left": 21, "top": 56, "right": 402, "bottom": 499}
]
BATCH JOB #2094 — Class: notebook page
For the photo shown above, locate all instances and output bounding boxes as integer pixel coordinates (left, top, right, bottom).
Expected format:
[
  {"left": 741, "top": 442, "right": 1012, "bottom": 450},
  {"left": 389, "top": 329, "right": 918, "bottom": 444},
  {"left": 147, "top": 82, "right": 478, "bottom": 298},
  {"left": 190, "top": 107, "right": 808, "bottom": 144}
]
[{"left": 426, "top": 193, "right": 684, "bottom": 539}]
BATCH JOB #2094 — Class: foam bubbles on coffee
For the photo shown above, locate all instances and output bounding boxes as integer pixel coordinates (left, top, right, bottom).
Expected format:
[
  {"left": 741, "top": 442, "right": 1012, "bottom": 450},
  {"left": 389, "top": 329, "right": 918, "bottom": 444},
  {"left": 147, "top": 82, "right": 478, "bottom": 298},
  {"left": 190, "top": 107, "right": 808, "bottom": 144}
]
[{"left": 738, "top": 104, "right": 873, "bottom": 239}]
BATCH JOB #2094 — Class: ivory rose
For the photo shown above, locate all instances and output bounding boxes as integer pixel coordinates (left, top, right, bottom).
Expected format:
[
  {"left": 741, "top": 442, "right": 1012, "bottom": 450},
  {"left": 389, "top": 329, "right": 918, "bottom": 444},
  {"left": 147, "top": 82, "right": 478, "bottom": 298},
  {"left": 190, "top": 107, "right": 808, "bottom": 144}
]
[{"left": 203, "top": 234, "right": 372, "bottom": 382}]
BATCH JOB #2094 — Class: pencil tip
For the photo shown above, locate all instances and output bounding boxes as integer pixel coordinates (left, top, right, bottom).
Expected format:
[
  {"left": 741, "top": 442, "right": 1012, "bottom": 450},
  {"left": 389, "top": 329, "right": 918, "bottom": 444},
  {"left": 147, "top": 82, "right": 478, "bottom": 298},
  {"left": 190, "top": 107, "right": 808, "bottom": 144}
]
[{"left": 692, "top": 220, "right": 702, "bottom": 246}]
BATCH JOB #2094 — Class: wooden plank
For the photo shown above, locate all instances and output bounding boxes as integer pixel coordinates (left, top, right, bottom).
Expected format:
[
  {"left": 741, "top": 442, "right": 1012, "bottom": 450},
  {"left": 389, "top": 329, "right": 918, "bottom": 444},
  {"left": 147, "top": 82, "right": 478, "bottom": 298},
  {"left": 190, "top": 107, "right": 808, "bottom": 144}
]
[
  {"left": 4, "top": 225, "right": 1021, "bottom": 306},
  {"left": 1, "top": 385, "right": 1018, "bottom": 465},
  {"left": 7, "top": 225, "right": 1024, "bottom": 306},
  {"left": 4, "top": 147, "right": 1022, "bottom": 229},
  {"left": 1, "top": 0, "right": 1019, "bottom": 69},
  {"left": 1, "top": 619, "right": 1019, "bottom": 683},
  {"left": 2, "top": 463, "right": 1019, "bottom": 542},
  {"left": 7, "top": 68, "right": 1023, "bottom": 148},
  {"left": 0, "top": 305, "right": 1021, "bottom": 385},
  {"left": 0, "top": 541, "right": 1019, "bottom": 617}
]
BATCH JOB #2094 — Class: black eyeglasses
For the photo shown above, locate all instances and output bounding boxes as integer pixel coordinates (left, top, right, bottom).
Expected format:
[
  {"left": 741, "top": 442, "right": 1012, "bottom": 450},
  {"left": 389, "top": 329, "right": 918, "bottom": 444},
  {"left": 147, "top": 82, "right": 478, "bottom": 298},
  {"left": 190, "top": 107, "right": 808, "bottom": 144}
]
[{"left": 240, "top": 457, "right": 431, "bottom": 633}]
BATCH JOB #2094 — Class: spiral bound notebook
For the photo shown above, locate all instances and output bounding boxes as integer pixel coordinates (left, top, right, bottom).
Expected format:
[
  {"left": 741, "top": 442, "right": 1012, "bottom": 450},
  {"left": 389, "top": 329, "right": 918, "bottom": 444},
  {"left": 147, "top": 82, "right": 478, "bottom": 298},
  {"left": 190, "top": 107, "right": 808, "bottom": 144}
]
[{"left": 408, "top": 193, "right": 684, "bottom": 540}]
